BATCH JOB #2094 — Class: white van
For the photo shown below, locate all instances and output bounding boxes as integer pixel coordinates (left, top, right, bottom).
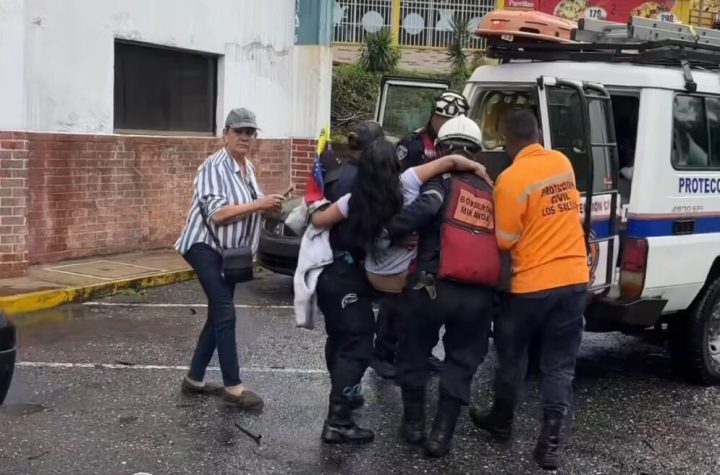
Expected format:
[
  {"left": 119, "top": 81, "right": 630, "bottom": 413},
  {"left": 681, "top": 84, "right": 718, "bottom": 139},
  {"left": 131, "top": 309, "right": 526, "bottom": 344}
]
[{"left": 375, "top": 18, "right": 720, "bottom": 385}]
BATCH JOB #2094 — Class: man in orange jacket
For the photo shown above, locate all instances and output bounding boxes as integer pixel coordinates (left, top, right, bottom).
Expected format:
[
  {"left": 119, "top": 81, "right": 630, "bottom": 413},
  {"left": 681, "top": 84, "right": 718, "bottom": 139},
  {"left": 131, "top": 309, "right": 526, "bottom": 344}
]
[{"left": 470, "top": 110, "right": 589, "bottom": 471}]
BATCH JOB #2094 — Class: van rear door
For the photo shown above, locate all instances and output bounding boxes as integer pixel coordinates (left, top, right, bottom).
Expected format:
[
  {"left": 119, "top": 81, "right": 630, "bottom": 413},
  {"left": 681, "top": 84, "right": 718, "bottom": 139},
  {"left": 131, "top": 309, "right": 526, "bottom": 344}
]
[
  {"left": 374, "top": 76, "right": 450, "bottom": 144},
  {"left": 536, "top": 77, "right": 620, "bottom": 294}
]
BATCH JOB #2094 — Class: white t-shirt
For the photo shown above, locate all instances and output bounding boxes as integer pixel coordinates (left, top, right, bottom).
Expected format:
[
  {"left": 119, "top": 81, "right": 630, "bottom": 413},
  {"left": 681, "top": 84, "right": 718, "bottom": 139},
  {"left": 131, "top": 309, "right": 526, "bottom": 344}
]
[{"left": 336, "top": 169, "right": 422, "bottom": 275}]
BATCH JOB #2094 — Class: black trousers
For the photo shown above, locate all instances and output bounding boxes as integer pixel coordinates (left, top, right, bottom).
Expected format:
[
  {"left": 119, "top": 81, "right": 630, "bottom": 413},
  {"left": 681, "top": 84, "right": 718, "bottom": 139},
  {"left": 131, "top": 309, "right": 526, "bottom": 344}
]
[
  {"left": 494, "top": 284, "right": 587, "bottom": 420},
  {"left": 316, "top": 258, "right": 375, "bottom": 405},
  {"left": 396, "top": 279, "right": 494, "bottom": 405},
  {"left": 373, "top": 294, "right": 402, "bottom": 363}
]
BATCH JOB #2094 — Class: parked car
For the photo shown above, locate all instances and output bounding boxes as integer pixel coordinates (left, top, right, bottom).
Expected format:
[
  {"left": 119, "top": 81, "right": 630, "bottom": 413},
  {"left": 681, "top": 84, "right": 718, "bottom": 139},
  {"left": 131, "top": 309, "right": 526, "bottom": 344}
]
[
  {"left": 0, "top": 311, "right": 16, "bottom": 405},
  {"left": 257, "top": 76, "right": 451, "bottom": 276},
  {"left": 258, "top": 197, "right": 303, "bottom": 276}
]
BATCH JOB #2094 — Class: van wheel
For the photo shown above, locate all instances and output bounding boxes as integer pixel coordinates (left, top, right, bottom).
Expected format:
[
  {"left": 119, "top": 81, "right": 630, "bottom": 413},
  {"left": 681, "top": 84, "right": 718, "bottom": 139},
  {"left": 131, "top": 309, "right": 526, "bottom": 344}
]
[{"left": 669, "top": 277, "right": 720, "bottom": 385}]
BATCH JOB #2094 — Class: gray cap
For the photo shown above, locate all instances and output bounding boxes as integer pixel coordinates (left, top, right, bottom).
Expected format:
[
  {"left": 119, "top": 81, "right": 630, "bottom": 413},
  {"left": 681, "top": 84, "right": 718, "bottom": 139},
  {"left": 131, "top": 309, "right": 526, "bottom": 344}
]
[{"left": 225, "top": 107, "right": 259, "bottom": 130}]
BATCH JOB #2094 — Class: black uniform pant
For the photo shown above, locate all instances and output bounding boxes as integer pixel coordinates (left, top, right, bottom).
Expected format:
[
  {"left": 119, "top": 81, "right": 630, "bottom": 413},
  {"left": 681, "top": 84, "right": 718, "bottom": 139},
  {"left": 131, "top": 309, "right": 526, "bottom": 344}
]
[
  {"left": 494, "top": 284, "right": 586, "bottom": 420},
  {"left": 396, "top": 279, "right": 494, "bottom": 405},
  {"left": 374, "top": 295, "right": 402, "bottom": 363},
  {"left": 316, "top": 258, "right": 375, "bottom": 406}
]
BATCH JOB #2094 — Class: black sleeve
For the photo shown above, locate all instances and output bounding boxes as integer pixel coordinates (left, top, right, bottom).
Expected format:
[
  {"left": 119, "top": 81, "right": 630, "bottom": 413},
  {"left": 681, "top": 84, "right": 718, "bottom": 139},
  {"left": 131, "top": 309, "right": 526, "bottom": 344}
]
[
  {"left": 396, "top": 135, "right": 425, "bottom": 172},
  {"left": 385, "top": 176, "right": 447, "bottom": 238},
  {"left": 324, "top": 163, "right": 357, "bottom": 202}
]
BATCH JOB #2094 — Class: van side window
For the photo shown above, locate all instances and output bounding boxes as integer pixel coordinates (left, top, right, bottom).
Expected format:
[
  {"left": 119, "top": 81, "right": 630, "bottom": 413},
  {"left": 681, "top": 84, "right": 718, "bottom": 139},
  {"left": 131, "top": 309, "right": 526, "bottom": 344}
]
[{"left": 672, "top": 95, "right": 720, "bottom": 169}]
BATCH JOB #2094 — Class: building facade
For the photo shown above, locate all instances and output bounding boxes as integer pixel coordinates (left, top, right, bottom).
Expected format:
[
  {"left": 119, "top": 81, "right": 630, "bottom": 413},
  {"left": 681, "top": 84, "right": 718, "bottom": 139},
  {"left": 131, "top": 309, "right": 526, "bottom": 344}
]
[
  {"left": 331, "top": 0, "right": 497, "bottom": 72},
  {"left": 0, "top": 0, "right": 332, "bottom": 277}
]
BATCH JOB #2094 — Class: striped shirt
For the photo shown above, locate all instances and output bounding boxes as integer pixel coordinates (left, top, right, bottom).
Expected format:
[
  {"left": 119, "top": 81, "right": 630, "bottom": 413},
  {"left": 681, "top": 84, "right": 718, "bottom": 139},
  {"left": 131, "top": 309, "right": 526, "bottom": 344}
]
[{"left": 175, "top": 147, "right": 264, "bottom": 255}]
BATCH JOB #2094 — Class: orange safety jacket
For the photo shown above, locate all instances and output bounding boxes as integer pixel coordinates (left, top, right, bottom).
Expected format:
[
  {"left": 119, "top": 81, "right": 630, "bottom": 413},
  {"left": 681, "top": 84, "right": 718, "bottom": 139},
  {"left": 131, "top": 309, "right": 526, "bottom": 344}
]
[{"left": 493, "top": 144, "right": 589, "bottom": 294}]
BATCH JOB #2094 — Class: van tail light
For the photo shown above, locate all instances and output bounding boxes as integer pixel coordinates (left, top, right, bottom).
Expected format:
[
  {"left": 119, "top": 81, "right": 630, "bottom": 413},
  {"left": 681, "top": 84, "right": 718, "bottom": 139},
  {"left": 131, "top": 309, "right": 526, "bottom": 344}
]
[{"left": 620, "top": 237, "right": 648, "bottom": 299}]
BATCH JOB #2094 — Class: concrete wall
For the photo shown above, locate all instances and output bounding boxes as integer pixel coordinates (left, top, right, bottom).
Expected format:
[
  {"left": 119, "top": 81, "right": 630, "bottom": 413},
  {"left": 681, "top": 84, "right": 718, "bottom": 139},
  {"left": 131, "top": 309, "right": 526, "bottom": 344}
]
[
  {"left": 0, "top": 0, "right": 27, "bottom": 131},
  {"left": 0, "top": 0, "right": 333, "bottom": 277},
  {"left": 0, "top": 0, "right": 308, "bottom": 138}
]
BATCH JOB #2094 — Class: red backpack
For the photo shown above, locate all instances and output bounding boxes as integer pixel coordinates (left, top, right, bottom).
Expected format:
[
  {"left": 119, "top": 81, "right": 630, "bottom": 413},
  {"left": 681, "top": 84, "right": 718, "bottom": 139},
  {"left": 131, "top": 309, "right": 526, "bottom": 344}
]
[{"left": 437, "top": 173, "right": 508, "bottom": 288}]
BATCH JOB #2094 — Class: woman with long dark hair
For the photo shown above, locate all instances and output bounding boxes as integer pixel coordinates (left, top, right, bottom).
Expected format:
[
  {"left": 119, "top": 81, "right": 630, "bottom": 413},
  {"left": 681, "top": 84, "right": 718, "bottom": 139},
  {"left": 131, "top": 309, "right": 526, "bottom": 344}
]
[{"left": 311, "top": 136, "right": 489, "bottom": 444}]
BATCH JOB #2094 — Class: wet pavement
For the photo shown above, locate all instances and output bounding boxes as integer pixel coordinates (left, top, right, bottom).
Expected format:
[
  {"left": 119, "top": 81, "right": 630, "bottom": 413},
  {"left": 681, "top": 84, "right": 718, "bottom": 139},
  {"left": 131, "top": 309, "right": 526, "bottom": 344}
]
[{"left": 2, "top": 271, "right": 720, "bottom": 474}]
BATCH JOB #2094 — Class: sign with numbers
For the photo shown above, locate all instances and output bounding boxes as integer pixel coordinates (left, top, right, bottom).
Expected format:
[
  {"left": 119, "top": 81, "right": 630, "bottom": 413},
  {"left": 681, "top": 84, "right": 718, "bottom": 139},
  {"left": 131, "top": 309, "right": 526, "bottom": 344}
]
[{"left": 535, "top": 0, "right": 681, "bottom": 23}]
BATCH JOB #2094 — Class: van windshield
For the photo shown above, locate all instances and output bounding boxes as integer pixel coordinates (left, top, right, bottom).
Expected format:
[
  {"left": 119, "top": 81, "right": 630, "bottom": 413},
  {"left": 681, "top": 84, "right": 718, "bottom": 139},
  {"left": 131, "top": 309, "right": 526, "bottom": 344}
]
[{"left": 473, "top": 90, "right": 536, "bottom": 151}]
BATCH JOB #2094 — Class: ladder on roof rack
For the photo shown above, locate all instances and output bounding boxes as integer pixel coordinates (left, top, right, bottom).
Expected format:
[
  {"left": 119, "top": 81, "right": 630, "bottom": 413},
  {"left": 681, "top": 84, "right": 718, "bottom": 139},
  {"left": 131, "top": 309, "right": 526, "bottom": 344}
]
[
  {"left": 573, "top": 17, "right": 720, "bottom": 47},
  {"left": 484, "top": 17, "right": 720, "bottom": 93}
]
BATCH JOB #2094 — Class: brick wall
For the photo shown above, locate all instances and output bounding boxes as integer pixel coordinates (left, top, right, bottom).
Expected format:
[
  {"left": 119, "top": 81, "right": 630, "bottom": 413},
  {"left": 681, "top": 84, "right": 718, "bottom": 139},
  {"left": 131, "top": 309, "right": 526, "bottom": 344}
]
[
  {"left": 290, "top": 139, "right": 318, "bottom": 195},
  {"left": 333, "top": 44, "right": 452, "bottom": 72},
  {"left": 0, "top": 133, "right": 29, "bottom": 277},
  {"left": 0, "top": 132, "right": 298, "bottom": 272}
]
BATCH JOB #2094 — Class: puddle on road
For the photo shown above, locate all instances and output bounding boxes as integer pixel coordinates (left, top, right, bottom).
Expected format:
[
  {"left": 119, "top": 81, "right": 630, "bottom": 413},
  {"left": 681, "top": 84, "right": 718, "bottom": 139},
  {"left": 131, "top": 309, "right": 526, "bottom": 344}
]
[
  {"left": 10, "top": 306, "right": 87, "bottom": 331},
  {"left": 0, "top": 402, "right": 48, "bottom": 417}
]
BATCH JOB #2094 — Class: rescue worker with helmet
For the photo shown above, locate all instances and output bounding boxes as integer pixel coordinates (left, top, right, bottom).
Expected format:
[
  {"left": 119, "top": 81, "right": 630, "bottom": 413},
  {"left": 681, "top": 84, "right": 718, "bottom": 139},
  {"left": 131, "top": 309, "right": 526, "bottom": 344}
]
[
  {"left": 381, "top": 116, "right": 501, "bottom": 457},
  {"left": 372, "top": 90, "right": 470, "bottom": 379},
  {"left": 470, "top": 110, "right": 589, "bottom": 471}
]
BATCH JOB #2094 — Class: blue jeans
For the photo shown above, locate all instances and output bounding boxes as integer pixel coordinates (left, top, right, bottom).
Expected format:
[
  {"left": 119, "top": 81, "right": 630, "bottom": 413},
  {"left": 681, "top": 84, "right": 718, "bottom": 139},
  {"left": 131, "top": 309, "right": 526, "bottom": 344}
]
[
  {"left": 493, "top": 284, "right": 587, "bottom": 419},
  {"left": 183, "top": 243, "right": 241, "bottom": 387}
]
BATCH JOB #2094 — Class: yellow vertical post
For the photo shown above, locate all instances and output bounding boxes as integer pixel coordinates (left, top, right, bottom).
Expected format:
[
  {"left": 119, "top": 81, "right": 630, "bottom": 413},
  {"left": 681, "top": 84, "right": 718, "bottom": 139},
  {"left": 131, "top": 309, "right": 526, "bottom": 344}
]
[{"left": 391, "top": 0, "right": 401, "bottom": 45}]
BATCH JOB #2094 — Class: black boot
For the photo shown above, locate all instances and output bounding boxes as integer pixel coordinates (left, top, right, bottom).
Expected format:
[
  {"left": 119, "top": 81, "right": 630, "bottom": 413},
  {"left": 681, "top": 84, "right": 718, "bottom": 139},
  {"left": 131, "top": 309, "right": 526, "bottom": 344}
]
[
  {"left": 425, "top": 395, "right": 461, "bottom": 458},
  {"left": 400, "top": 386, "right": 426, "bottom": 445},
  {"left": 469, "top": 403, "right": 513, "bottom": 443},
  {"left": 533, "top": 417, "right": 563, "bottom": 471},
  {"left": 321, "top": 402, "right": 375, "bottom": 444}
]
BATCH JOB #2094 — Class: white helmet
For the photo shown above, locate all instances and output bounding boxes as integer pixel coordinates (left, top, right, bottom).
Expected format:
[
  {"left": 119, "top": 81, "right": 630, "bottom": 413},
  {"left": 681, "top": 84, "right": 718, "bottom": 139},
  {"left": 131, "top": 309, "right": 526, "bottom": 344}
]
[
  {"left": 437, "top": 116, "right": 482, "bottom": 150},
  {"left": 434, "top": 91, "right": 469, "bottom": 118}
]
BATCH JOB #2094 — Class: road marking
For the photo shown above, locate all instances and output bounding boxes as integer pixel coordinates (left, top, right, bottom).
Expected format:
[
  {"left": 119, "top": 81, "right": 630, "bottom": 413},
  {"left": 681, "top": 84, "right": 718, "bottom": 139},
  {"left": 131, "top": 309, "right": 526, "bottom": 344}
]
[
  {"left": 42, "top": 268, "right": 115, "bottom": 281},
  {"left": 83, "top": 302, "right": 294, "bottom": 310},
  {"left": 17, "top": 361, "right": 326, "bottom": 374}
]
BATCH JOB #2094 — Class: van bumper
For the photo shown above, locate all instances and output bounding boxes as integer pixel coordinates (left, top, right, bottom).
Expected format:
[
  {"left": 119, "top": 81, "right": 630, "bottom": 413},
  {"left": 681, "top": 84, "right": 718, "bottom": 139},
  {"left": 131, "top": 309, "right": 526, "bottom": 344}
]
[{"left": 584, "top": 296, "right": 668, "bottom": 331}]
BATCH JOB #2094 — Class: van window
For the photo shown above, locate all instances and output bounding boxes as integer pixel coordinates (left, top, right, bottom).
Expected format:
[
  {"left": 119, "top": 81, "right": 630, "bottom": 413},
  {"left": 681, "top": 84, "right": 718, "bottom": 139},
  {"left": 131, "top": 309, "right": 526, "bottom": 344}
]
[
  {"left": 474, "top": 90, "right": 536, "bottom": 151},
  {"left": 546, "top": 87, "right": 614, "bottom": 194},
  {"left": 611, "top": 95, "right": 639, "bottom": 202},
  {"left": 672, "top": 94, "right": 720, "bottom": 169}
]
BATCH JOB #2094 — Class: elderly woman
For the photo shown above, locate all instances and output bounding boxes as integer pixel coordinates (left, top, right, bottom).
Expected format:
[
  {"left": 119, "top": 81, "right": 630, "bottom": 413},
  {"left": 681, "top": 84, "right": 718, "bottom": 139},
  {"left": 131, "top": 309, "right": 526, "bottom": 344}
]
[{"left": 175, "top": 108, "right": 284, "bottom": 410}]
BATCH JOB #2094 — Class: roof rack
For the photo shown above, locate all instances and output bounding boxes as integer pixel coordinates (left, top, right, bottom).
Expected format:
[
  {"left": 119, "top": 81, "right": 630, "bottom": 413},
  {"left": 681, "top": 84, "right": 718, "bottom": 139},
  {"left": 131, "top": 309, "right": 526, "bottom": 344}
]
[
  {"left": 574, "top": 17, "right": 720, "bottom": 46},
  {"left": 483, "top": 17, "right": 720, "bottom": 93}
]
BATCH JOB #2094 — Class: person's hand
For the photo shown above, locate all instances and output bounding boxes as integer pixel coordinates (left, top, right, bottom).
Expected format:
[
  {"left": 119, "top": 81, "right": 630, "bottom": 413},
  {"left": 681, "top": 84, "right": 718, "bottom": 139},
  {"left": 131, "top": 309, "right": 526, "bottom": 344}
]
[
  {"left": 256, "top": 194, "right": 284, "bottom": 211},
  {"left": 448, "top": 155, "right": 494, "bottom": 187}
]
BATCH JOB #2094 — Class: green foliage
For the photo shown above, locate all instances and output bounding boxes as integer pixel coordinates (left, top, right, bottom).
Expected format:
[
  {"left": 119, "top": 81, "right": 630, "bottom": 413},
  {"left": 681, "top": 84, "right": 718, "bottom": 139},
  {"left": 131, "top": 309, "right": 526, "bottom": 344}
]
[
  {"left": 447, "top": 15, "right": 473, "bottom": 89},
  {"left": 331, "top": 63, "right": 381, "bottom": 137},
  {"left": 359, "top": 28, "right": 401, "bottom": 73}
]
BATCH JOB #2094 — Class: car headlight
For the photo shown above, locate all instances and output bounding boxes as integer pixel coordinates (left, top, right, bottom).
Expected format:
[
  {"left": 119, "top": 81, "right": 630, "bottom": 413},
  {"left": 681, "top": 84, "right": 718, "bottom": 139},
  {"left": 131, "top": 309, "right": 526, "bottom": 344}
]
[{"left": 264, "top": 219, "right": 285, "bottom": 236}]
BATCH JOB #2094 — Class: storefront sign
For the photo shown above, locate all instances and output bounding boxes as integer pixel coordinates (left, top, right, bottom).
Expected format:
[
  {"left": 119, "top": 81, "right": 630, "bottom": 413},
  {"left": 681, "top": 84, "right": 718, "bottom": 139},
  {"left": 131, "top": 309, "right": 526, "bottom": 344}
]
[
  {"left": 505, "top": 0, "right": 535, "bottom": 9},
  {"left": 535, "top": 0, "right": 679, "bottom": 22}
]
